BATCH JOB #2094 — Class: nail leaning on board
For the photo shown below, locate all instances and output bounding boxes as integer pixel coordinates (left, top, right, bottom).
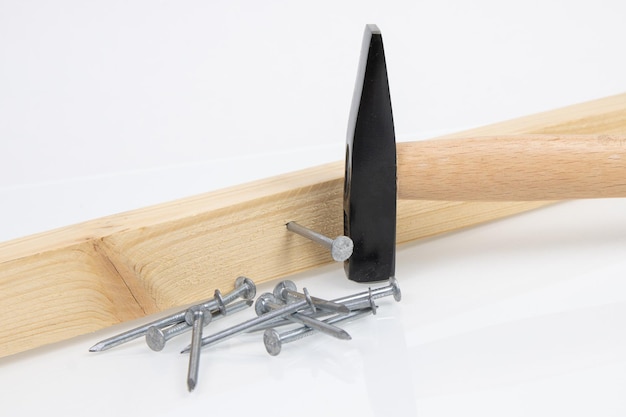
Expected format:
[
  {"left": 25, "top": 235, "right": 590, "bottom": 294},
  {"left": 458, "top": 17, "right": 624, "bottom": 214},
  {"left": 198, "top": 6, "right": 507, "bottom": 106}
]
[
  {"left": 89, "top": 277, "right": 256, "bottom": 352},
  {"left": 145, "top": 300, "right": 252, "bottom": 351},
  {"left": 89, "top": 311, "right": 191, "bottom": 352}
]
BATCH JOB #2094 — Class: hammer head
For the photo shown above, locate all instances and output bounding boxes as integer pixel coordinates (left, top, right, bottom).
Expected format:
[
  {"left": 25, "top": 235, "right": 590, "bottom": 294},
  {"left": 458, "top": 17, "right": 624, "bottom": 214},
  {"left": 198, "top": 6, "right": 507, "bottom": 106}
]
[{"left": 344, "top": 24, "right": 397, "bottom": 283}]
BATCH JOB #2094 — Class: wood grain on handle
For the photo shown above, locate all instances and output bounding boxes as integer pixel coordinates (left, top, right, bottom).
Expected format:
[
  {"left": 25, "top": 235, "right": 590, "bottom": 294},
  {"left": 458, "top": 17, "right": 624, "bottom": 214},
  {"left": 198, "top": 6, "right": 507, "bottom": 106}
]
[{"left": 398, "top": 134, "right": 626, "bottom": 200}]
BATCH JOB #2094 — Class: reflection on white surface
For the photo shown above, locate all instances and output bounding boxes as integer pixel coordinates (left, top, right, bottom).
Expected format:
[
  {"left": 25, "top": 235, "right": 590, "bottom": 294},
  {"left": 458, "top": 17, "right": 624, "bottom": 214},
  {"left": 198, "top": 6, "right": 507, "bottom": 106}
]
[{"left": 403, "top": 199, "right": 626, "bottom": 416}]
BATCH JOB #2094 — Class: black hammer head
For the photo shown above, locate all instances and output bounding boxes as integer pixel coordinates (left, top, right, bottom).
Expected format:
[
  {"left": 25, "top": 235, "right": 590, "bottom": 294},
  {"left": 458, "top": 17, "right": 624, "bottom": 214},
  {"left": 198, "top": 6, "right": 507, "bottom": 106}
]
[{"left": 344, "top": 24, "right": 397, "bottom": 283}]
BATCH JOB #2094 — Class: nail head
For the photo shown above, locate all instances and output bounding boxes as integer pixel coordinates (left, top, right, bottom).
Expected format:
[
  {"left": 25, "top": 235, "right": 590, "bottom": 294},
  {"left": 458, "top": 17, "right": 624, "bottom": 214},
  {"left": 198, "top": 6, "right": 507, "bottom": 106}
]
[
  {"left": 273, "top": 280, "right": 298, "bottom": 302},
  {"left": 145, "top": 326, "right": 167, "bottom": 351},
  {"left": 330, "top": 236, "right": 354, "bottom": 262},
  {"left": 263, "top": 329, "right": 282, "bottom": 356},
  {"left": 235, "top": 276, "right": 257, "bottom": 300}
]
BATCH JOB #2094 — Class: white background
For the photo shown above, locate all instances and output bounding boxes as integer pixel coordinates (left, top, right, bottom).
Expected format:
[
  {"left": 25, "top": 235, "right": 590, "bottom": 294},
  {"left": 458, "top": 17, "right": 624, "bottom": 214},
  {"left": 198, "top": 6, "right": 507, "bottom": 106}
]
[{"left": 1, "top": 1, "right": 626, "bottom": 416}]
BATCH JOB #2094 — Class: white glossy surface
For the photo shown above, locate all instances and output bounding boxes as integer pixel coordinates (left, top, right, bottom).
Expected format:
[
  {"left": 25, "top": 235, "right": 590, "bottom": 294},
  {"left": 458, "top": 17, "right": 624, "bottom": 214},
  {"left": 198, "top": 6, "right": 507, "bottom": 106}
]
[{"left": 1, "top": 1, "right": 626, "bottom": 416}]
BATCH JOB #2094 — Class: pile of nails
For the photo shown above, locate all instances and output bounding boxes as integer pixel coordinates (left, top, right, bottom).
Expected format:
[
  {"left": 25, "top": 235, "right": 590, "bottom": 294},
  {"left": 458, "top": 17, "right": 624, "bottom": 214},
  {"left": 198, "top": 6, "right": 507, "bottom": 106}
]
[{"left": 89, "top": 276, "right": 401, "bottom": 392}]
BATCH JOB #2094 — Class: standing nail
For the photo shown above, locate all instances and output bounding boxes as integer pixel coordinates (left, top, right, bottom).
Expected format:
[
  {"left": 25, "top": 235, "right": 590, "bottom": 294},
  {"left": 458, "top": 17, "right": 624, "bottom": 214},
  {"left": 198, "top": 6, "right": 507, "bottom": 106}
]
[{"left": 186, "top": 306, "right": 210, "bottom": 392}]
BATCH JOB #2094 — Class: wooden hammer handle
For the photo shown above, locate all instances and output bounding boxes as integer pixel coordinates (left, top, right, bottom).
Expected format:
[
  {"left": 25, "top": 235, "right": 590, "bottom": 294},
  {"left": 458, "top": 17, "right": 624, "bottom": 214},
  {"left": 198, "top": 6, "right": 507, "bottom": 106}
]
[{"left": 397, "top": 134, "right": 626, "bottom": 200}]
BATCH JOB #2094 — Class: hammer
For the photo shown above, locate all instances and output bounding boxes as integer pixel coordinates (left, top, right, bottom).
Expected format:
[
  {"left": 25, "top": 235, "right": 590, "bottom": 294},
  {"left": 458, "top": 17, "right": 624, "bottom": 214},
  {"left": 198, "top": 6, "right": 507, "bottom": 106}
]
[{"left": 345, "top": 25, "right": 626, "bottom": 283}]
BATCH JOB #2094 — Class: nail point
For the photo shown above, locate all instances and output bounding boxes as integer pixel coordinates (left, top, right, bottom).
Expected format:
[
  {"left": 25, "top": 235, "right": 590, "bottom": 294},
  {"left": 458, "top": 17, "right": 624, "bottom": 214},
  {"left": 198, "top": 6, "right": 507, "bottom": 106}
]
[
  {"left": 88, "top": 343, "right": 104, "bottom": 352},
  {"left": 187, "top": 378, "right": 197, "bottom": 392},
  {"left": 338, "top": 330, "right": 352, "bottom": 341}
]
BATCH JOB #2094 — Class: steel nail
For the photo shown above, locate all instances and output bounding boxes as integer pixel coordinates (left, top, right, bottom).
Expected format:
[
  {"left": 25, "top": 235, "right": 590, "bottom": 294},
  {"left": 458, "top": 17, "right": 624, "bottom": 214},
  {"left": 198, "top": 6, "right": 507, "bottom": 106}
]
[
  {"left": 219, "top": 276, "right": 256, "bottom": 304},
  {"left": 89, "top": 277, "right": 256, "bottom": 352},
  {"left": 180, "top": 298, "right": 311, "bottom": 354},
  {"left": 249, "top": 282, "right": 387, "bottom": 331},
  {"left": 273, "top": 280, "right": 350, "bottom": 315},
  {"left": 255, "top": 293, "right": 351, "bottom": 341},
  {"left": 186, "top": 306, "right": 209, "bottom": 392},
  {"left": 89, "top": 313, "right": 187, "bottom": 352},
  {"left": 286, "top": 221, "right": 353, "bottom": 262},
  {"left": 263, "top": 307, "right": 376, "bottom": 356},
  {"left": 145, "top": 299, "right": 252, "bottom": 351},
  {"left": 330, "top": 276, "right": 401, "bottom": 308}
]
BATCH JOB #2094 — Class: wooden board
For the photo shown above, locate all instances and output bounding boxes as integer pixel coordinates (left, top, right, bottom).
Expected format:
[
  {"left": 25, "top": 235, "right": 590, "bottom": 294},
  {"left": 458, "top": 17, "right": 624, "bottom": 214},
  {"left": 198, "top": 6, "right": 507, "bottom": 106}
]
[{"left": 1, "top": 93, "right": 625, "bottom": 357}]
